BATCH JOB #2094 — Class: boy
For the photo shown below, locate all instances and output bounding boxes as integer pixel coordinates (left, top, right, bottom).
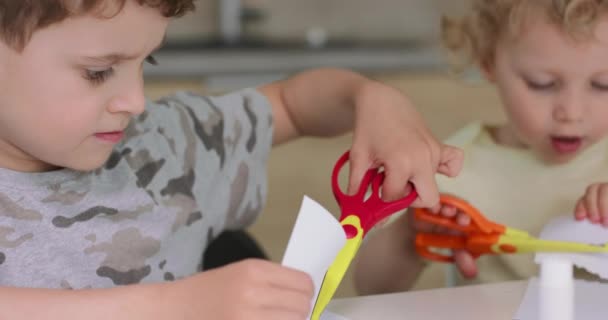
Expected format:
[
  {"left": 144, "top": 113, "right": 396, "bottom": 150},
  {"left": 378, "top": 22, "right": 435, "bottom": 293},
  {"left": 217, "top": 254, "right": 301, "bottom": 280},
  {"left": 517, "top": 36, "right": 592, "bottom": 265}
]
[{"left": 0, "top": 0, "right": 462, "bottom": 318}]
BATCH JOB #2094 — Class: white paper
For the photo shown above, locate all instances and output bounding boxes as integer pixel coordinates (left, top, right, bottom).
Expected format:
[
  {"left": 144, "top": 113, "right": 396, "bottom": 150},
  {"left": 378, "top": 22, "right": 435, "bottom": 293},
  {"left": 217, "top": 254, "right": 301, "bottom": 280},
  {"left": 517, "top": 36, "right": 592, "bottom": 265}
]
[
  {"left": 515, "top": 215, "right": 608, "bottom": 319},
  {"left": 514, "top": 278, "right": 608, "bottom": 319},
  {"left": 320, "top": 310, "right": 350, "bottom": 320},
  {"left": 281, "top": 196, "right": 347, "bottom": 319},
  {"left": 535, "top": 215, "right": 608, "bottom": 279},
  {"left": 538, "top": 258, "right": 574, "bottom": 320}
]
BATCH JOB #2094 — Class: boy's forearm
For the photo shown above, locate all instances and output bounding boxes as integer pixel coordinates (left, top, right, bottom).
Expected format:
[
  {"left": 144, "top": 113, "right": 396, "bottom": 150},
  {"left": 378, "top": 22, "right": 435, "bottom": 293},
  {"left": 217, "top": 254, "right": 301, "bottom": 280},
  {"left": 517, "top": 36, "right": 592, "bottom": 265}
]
[
  {"left": 0, "top": 282, "right": 173, "bottom": 319},
  {"left": 260, "top": 68, "right": 375, "bottom": 144},
  {"left": 354, "top": 212, "right": 427, "bottom": 295}
]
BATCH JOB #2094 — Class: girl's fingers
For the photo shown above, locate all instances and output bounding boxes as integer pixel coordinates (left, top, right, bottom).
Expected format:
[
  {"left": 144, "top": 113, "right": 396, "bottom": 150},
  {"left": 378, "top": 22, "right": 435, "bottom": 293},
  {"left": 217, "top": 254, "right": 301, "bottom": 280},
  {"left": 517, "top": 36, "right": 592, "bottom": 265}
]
[
  {"left": 584, "top": 184, "right": 601, "bottom": 224},
  {"left": 574, "top": 199, "right": 587, "bottom": 221},
  {"left": 453, "top": 250, "right": 478, "bottom": 279}
]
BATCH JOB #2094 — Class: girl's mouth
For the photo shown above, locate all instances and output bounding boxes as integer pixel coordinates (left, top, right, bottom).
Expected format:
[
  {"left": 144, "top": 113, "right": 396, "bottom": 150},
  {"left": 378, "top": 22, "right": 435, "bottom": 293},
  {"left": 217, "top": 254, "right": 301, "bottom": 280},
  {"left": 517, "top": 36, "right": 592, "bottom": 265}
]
[{"left": 550, "top": 136, "right": 583, "bottom": 154}]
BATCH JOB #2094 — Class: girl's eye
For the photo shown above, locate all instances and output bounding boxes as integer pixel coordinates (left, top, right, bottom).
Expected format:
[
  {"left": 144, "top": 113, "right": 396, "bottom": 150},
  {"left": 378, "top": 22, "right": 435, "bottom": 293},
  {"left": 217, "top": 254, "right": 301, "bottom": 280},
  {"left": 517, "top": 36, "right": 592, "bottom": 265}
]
[
  {"left": 526, "top": 80, "right": 556, "bottom": 91},
  {"left": 84, "top": 68, "right": 114, "bottom": 85},
  {"left": 591, "top": 81, "right": 608, "bottom": 91}
]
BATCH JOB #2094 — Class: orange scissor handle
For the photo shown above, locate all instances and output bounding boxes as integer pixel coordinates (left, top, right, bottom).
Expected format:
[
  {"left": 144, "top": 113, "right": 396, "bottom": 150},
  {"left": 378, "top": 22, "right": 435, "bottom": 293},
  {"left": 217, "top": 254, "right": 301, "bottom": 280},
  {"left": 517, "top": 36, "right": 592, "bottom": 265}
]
[
  {"left": 415, "top": 233, "right": 501, "bottom": 262},
  {"left": 415, "top": 233, "right": 465, "bottom": 262},
  {"left": 413, "top": 194, "right": 506, "bottom": 234},
  {"left": 412, "top": 195, "right": 507, "bottom": 263}
]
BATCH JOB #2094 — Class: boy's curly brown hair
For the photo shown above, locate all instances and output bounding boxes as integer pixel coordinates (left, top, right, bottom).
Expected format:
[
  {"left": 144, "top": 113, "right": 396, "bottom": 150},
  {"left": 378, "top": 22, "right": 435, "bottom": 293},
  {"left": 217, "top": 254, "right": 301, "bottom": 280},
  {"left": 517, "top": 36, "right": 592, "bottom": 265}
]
[
  {"left": 442, "top": 0, "right": 608, "bottom": 72},
  {"left": 0, "top": 0, "right": 196, "bottom": 51}
]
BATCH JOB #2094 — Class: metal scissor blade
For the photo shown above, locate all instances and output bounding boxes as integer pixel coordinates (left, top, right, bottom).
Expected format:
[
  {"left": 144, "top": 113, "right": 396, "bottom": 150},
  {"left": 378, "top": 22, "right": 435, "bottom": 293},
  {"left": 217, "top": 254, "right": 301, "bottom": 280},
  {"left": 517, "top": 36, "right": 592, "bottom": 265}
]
[{"left": 311, "top": 235, "right": 362, "bottom": 320}]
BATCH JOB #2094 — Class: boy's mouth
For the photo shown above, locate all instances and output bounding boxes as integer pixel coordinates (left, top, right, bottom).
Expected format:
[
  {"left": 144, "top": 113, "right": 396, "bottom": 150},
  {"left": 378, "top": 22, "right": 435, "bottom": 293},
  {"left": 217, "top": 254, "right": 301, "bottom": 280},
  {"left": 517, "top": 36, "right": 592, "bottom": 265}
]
[
  {"left": 95, "top": 131, "right": 124, "bottom": 143},
  {"left": 550, "top": 136, "right": 583, "bottom": 154}
]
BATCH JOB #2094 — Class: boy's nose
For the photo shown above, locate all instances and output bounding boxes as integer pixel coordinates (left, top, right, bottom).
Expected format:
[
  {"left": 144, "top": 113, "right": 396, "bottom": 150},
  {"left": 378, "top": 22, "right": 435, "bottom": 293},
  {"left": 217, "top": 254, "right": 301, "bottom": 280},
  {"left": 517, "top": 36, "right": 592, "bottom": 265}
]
[{"left": 108, "top": 78, "right": 146, "bottom": 116}]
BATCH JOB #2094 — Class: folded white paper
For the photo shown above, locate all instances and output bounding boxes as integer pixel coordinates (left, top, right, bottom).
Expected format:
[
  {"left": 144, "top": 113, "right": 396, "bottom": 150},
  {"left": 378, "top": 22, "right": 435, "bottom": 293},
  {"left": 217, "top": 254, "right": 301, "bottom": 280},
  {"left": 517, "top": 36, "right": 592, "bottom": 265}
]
[
  {"left": 515, "top": 278, "right": 608, "bottom": 319},
  {"left": 535, "top": 215, "right": 608, "bottom": 279},
  {"left": 516, "top": 215, "right": 608, "bottom": 319},
  {"left": 281, "top": 196, "right": 348, "bottom": 320},
  {"left": 320, "top": 310, "right": 350, "bottom": 320}
]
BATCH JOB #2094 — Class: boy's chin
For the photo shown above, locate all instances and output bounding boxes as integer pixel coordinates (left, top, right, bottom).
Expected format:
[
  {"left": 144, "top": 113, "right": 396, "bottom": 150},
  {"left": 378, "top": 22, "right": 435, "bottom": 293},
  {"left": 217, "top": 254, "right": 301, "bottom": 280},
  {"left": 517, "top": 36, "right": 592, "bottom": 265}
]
[
  {"left": 63, "top": 162, "right": 105, "bottom": 172},
  {"left": 63, "top": 153, "right": 114, "bottom": 172}
]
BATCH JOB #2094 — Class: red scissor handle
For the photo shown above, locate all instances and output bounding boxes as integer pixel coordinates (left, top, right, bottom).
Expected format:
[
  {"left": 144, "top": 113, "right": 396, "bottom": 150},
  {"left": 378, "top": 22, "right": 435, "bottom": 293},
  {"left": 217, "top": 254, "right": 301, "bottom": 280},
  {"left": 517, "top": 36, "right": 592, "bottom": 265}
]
[{"left": 331, "top": 151, "right": 418, "bottom": 233}]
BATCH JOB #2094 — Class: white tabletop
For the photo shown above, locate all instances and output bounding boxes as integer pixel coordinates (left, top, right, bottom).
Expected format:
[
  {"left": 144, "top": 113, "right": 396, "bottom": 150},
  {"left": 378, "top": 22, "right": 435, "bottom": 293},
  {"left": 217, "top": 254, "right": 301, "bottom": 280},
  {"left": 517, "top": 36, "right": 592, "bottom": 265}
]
[{"left": 327, "top": 281, "right": 528, "bottom": 320}]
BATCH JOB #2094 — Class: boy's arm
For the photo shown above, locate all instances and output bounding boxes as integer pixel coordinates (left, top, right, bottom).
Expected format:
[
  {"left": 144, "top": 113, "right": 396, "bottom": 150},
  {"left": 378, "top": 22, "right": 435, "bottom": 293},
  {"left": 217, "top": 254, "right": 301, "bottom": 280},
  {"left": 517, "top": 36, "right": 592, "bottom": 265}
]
[
  {"left": 259, "top": 68, "right": 463, "bottom": 206},
  {"left": 0, "top": 282, "right": 168, "bottom": 320},
  {"left": 0, "top": 259, "right": 314, "bottom": 320},
  {"left": 353, "top": 212, "right": 427, "bottom": 295},
  {"left": 259, "top": 68, "right": 368, "bottom": 145}
]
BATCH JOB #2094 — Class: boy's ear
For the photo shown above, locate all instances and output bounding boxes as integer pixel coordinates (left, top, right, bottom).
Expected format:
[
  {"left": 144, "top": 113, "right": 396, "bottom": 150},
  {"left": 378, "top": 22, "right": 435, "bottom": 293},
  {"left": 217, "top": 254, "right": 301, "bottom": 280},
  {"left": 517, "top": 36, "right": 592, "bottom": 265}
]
[{"left": 0, "top": 42, "right": 10, "bottom": 76}]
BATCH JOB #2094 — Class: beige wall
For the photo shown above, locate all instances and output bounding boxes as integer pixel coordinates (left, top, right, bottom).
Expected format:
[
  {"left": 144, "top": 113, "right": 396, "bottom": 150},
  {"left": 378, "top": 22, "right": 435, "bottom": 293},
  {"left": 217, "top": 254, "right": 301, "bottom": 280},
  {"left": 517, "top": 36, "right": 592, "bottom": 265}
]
[
  {"left": 166, "top": 0, "right": 471, "bottom": 43},
  {"left": 246, "top": 0, "right": 438, "bottom": 43}
]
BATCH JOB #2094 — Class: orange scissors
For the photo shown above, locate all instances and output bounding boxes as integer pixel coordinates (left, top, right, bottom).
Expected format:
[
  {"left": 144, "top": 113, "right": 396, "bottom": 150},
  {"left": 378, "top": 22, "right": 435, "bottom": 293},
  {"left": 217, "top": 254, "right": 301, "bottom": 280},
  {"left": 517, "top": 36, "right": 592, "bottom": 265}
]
[
  {"left": 311, "top": 151, "right": 418, "bottom": 319},
  {"left": 414, "top": 194, "right": 608, "bottom": 263}
]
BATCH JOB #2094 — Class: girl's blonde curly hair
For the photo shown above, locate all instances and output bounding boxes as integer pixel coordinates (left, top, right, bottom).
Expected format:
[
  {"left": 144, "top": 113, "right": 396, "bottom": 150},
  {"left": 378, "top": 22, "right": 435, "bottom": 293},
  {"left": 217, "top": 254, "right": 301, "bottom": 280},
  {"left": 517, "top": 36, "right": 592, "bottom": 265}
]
[
  {"left": 0, "top": 0, "right": 196, "bottom": 51},
  {"left": 443, "top": 0, "right": 608, "bottom": 72}
]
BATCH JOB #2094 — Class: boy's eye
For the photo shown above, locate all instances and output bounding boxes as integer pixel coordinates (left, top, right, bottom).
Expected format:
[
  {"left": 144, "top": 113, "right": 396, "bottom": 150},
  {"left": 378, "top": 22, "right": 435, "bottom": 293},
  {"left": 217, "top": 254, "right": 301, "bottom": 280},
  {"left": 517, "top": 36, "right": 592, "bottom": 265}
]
[
  {"left": 145, "top": 55, "right": 158, "bottom": 65},
  {"left": 84, "top": 68, "right": 114, "bottom": 85},
  {"left": 83, "top": 56, "right": 158, "bottom": 85}
]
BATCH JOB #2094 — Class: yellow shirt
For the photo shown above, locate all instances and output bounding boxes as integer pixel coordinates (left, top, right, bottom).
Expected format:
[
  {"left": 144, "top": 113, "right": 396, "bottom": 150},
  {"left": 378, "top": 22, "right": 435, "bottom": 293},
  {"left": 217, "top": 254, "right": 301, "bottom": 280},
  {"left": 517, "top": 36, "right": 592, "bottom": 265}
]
[{"left": 438, "top": 123, "right": 608, "bottom": 285}]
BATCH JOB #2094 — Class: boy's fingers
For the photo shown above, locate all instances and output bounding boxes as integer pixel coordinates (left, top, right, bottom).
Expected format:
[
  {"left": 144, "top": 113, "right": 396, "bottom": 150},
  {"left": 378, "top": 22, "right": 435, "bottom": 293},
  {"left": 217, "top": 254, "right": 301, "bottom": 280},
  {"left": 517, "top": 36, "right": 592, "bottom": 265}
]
[
  {"left": 381, "top": 161, "right": 413, "bottom": 201},
  {"left": 260, "top": 309, "right": 309, "bottom": 320},
  {"left": 437, "top": 145, "right": 464, "bottom": 178},
  {"left": 259, "top": 287, "right": 312, "bottom": 316},
  {"left": 453, "top": 250, "right": 477, "bottom": 279},
  {"left": 346, "top": 150, "right": 371, "bottom": 195},
  {"left": 402, "top": 183, "right": 414, "bottom": 197},
  {"left": 408, "top": 160, "right": 440, "bottom": 208},
  {"left": 262, "top": 263, "right": 314, "bottom": 294}
]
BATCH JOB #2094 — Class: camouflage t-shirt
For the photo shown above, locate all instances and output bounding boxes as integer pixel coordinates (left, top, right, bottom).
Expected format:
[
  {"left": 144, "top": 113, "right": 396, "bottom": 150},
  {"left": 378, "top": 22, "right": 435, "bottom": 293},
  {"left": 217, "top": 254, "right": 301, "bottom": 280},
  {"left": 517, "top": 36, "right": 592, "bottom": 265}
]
[{"left": 0, "top": 89, "right": 273, "bottom": 289}]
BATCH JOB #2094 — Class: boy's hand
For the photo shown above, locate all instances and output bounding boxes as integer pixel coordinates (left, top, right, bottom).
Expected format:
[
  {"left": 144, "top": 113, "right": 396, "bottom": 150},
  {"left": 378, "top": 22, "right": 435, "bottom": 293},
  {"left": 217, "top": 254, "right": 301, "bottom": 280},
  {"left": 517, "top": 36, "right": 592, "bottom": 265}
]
[
  {"left": 171, "top": 259, "right": 314, "bottom": 320},
  {"left": 575, "top": 183, "right": 608, "bottom": 227},
  {"left": 347, "top": 82, "right": 463, "bottom": 208},
  {"left": 410, "top": 203, "right": 477, "bottom": 278}
]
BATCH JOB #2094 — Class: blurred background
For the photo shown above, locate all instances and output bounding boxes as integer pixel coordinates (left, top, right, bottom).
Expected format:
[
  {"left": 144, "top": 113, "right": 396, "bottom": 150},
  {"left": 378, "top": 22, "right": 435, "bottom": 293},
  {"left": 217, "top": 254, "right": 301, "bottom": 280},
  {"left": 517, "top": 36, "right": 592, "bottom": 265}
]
[{"left": 143, "top": 0, "right": 504, "bottom": 297}]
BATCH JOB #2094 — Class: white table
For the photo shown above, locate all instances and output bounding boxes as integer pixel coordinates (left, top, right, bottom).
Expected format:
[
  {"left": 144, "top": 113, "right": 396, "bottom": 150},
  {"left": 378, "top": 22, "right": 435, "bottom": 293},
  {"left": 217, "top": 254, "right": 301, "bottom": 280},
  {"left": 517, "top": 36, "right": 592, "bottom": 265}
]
[{"left": 327, "top": 281, "right": 527, "bottom": 320}]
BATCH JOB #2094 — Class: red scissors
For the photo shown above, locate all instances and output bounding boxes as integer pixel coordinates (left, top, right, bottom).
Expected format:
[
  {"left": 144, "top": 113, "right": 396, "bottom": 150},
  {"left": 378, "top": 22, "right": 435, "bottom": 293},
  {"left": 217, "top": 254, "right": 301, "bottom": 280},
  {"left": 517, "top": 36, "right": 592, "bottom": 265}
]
[{"left": 311, "top": 151, "right": 418, "bottom": 319}]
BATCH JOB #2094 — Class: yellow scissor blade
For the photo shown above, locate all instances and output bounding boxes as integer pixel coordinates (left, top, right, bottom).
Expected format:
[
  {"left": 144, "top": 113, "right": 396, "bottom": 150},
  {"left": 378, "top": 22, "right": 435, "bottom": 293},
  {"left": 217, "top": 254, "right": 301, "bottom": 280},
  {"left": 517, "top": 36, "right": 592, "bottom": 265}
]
[
  {"left": 311, "top": 216, "right": 363, "bottom": 320},
  {"left": 496, "top": 232, "right": 608, "bottom": 254}
]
